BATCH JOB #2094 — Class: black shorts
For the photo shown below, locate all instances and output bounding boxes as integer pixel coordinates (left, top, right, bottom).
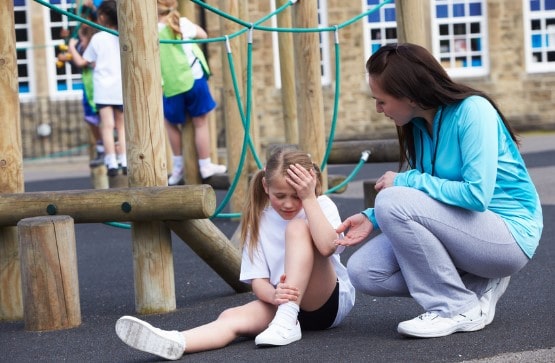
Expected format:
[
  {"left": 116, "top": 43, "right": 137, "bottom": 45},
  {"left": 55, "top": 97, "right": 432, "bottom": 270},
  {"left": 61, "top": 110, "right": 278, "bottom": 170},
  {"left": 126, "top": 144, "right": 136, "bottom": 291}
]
[{"left": 298, "top": 281, "right": 339, "bottom": 331}]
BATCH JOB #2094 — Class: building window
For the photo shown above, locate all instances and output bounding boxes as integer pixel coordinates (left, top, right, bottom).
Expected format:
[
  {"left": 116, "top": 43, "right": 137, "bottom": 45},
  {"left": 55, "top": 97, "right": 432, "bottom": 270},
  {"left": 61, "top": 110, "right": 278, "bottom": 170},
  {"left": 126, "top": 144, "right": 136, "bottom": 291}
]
[
  {"left": 271, "top": 0, "right": 332, "bottom": 88},
  {"left": 14, "top": 0, "right": 33, "bottom": 98},
  {"left": 47, "top": 0, "right": 83, "bottom": 97},
  {"left": 361, "top": 0, "right": 398, "bottom": 63},
  {"left": 432, "top": 0, "right": 489, "bottom": 78},
  {"left": 523, "top": 0, "right": 555, "bottom": 73},
  {"left": 361, "top": 0, "right": 489, "bottom": 78}
]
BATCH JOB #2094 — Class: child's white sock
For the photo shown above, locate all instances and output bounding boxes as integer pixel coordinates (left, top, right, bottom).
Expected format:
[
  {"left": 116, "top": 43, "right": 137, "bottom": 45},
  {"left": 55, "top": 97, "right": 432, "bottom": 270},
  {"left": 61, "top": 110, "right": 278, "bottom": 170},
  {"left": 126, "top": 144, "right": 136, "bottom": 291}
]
[
  {"left": 273, "top": 301, "right": 299, "bottom": 328},
  {"left": 172, "top": 155, "right": 184, "bottom": 172},
  {"left": 104, "top": 153, "right": 118, "bottom": 169},
  {"left": 198, "top": 157, "right": 211, "bottom": 168},
  {"left": 117, "top": 153, "right": 127, "bottom": 168}
]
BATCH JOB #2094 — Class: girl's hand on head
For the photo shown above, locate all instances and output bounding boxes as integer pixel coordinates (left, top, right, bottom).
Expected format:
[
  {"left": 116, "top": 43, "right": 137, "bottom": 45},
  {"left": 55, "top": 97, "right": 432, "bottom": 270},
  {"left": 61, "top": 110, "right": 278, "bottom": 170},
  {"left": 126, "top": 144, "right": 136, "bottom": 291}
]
[
  {"left": 286, "top": 163, "right": 317, "bottom": 200},
  {"left": 273, "top": 274, "right": 299, "bottom": 305},
  {"left": 334, "top": 213, "right": 373, "bottom": 247}
]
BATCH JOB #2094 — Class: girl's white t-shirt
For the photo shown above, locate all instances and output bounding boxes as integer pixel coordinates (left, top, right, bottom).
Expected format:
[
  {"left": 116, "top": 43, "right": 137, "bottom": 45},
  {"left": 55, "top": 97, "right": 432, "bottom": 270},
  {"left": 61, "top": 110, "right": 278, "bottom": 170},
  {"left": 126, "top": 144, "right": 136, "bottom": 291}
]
[
  {"left": 83, "top": 31, "right": 123, "bottom": 105},
  {"left": 240, "top": 195, "right": 355, "bottom": 328}
]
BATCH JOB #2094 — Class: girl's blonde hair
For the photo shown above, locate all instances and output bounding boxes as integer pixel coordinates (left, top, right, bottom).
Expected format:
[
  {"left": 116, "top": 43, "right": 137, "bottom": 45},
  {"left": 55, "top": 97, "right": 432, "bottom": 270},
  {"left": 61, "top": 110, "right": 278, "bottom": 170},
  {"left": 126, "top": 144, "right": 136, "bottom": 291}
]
[
  {"left": 240, "top": 146, "right": 323, "bottom": 259},
  {"left": 157, "top": 0, "right": 182, "bottom": 39}
]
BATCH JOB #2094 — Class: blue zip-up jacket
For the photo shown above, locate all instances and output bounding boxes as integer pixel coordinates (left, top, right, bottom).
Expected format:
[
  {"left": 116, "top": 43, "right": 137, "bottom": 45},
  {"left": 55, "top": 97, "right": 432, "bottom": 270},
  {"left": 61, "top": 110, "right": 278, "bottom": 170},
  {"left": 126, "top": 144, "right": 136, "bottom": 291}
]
[{"left": 362, "top": 96, "right": 543, "bottom": 258}]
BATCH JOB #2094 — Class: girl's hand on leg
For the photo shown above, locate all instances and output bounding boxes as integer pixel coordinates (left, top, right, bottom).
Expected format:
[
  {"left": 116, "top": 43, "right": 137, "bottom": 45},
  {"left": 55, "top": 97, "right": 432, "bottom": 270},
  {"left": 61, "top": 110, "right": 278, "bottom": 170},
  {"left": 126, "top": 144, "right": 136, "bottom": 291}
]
[{"left": 274, "top": 274, "right": 299, "bottom": 305}]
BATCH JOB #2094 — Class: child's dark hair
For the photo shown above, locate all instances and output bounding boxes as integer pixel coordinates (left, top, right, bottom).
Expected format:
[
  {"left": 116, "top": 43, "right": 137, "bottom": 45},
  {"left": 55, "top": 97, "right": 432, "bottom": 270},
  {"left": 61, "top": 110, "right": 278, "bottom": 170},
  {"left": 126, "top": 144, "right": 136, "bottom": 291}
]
[
  {"left": 97, "top": 0, "right": 118, "bottom": 28},
  {"left": 240, "top": 146, "right": 323, "bottom": 259}
]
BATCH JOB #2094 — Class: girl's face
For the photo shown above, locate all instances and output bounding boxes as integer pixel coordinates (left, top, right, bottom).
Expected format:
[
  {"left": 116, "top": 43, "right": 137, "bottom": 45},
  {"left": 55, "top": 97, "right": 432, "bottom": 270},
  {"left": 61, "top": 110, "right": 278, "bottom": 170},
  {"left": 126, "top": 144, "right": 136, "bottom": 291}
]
[
  {"left": 368, "top": 76, "right": 418, "bottom": 127},
  {"left": 263, "top": 175, "right": 303, "bottom": 220}
]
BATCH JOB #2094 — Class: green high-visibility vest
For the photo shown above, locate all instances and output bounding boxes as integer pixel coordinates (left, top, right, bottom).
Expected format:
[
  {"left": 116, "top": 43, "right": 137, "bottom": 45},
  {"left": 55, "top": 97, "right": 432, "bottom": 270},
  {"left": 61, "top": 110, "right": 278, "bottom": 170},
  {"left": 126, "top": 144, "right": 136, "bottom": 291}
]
[{"left": 159, "top": 25, "right": 211, "bottom": 97}]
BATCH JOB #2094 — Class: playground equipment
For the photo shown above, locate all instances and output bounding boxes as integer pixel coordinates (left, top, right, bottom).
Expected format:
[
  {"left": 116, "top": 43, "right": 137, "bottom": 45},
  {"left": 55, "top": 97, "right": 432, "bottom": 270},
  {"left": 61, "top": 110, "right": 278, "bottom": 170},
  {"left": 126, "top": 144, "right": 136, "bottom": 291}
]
[{"left": 1, "top": 0, "right": 431, "bottom": 327}]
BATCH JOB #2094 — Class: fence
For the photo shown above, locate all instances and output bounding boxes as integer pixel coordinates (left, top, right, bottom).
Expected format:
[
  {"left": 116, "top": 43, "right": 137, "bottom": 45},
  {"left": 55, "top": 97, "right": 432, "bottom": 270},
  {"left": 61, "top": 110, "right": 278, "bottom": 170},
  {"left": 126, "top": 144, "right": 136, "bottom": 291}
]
[{"left": 20, "top": 97, "right": 90, "bottom": 160}]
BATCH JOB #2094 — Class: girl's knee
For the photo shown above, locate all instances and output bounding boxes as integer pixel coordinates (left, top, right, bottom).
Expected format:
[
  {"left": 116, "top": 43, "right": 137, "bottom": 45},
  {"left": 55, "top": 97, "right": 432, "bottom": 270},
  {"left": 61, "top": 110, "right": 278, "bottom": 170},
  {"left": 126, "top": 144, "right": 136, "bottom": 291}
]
[
  {"left": 285, "top": 219, "right": 310, "bottom": 240},
  {"left": 217, "top": 306, "right": 239, "bottom": 321}
]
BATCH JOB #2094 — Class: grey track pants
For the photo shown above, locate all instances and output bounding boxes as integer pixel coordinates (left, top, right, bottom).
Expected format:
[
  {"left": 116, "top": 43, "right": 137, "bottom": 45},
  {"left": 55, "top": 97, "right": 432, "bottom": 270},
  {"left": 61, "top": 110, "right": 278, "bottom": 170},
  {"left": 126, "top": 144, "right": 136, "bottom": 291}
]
[{"left": 347, "top": 186, "right": 529, "bottom": 317}]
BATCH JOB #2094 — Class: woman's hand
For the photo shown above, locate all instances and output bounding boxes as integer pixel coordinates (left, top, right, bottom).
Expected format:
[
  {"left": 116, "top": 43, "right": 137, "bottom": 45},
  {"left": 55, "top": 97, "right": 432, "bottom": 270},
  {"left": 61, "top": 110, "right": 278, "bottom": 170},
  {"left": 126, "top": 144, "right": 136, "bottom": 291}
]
[
  {"left": 286, "top": 163, "right": 317, "bottom": 201},
  {"left": 334, "top": 213, "right": 373, "bottom": 247},
  {"left": 375, "top": 171, "right": 397, "bottom": 192},
  {"left": 273, "top": 274, "right": 299, "bottom": 306}
]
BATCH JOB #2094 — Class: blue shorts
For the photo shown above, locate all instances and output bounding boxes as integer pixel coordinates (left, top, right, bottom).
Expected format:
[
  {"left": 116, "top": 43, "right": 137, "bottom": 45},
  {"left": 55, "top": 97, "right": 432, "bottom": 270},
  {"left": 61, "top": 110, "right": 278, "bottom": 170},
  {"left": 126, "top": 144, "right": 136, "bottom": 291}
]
[{"left": 163, "top": 76, "right": 216, "bottom": 125}]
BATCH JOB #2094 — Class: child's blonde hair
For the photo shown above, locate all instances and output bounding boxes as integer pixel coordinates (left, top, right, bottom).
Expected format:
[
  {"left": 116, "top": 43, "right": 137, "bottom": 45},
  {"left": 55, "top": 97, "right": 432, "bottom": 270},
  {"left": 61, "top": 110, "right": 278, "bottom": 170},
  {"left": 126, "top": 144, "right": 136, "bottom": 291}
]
[
  {"left": 157, "top": 0, "right": 182, "bottom": 39},
  {"left": 240, "top": 146, "right": 323, "bottom": 259}
]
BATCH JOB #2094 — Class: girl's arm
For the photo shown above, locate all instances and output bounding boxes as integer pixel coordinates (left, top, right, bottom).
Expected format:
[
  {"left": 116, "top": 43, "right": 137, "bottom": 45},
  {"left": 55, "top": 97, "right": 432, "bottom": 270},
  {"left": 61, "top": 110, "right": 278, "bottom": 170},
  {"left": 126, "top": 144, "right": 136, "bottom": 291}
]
[
  {"left": 67, "top": 38, "right": 90, "bottom": 68},
  {"left": 287, "top": 164, "right": 338, "bottom": 257}
]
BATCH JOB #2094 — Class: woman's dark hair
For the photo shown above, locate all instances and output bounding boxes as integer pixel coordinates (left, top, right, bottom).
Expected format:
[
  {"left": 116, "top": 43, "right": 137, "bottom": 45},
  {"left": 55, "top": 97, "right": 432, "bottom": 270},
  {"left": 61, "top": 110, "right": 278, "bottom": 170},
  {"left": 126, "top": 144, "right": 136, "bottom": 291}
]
[
  {"left": 366, "top": 43, "right": 519, "bottom": 170},
  {"left": 97, "top": 0, "right": 118, "bottom": 28}
]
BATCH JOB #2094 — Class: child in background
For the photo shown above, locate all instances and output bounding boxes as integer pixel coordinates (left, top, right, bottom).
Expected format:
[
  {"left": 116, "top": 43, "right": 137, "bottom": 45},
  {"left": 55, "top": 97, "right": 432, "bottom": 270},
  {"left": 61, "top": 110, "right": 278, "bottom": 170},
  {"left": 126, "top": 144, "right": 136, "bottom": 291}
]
[
  {"left": 64, "top": 6, "right": 104, "bottom": 167},
  {"left": 69, "top": 0, "right": 126, "bottom": 176},
  {"left": 115, "top": 148, "right": 355, "bottom": 360},
  {"left": 157, "top": 0, "right": 226, "bottom": 185}
]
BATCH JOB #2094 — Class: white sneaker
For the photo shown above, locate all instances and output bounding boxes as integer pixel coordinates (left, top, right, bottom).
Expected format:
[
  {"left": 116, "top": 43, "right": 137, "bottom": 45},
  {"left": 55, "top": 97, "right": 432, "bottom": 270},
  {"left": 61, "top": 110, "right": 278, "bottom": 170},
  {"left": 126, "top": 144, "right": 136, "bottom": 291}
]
[
  {"left": 168, "top": 169, "right": 184, "bottom": 186},
  {"left": 479, "top": 276, "right": 510, "bottom": 326},
  {"left": 397, "top": 305, "right": 485, "bottom": 338},
  {"left": 255, "top": 320, "right": 302, "bottom": 347},
  {"left": 115, "top": 316, "right": 185, "bottom": 360},
  {"left": 200, "top": 163, "right": 227, "bottom": 179}
]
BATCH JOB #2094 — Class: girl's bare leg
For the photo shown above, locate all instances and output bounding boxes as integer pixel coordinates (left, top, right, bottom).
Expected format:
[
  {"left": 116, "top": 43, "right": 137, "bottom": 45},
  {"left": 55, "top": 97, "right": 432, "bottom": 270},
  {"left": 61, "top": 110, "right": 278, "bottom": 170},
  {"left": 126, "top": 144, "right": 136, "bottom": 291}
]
[
  {"left": 284, "top": 219, "right": 337, "bottom": 311},
  {"left": 164, "top": 120, "right": 182, "bottom": 156},
  {"left": 183, "top": 300, "right": 276, "bottom": 353},
  {"left": 98, "top": 106, "right": 115, "bottom": 155},
  {"left": 114, "top": 108, "right": 125, "bottom": 154},
  {"left": 192, "top": 113, "right": 210, "bottom": 159}
]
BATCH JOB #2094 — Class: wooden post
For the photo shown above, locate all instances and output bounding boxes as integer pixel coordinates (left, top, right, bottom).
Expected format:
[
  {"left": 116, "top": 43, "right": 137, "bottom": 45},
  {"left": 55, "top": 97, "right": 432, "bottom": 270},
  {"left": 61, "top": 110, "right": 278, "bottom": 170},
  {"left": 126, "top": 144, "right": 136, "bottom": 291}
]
[
  {"left": 18, "top": 216, "right": 81, "bottom": 331},
  {"left": 117, "top": 1, "right": 176, "bottom": 313},
  {"left": 276, "top": 0, "right": 298, "bottom": 145},
  {"left": 0, "top": 0, "right": 24, "bottom": 321},
  {"left": 166, "top": 219, "right": 249, "bottom": 293},
  {"left": 220, "top": 0, "right": 249, "bottom": 214},
  {"left": 292, "top": 0, "right": 327, "bottom": 189},
  {"left": 395, "top": 0, "right": 432, "bottom": 49}
]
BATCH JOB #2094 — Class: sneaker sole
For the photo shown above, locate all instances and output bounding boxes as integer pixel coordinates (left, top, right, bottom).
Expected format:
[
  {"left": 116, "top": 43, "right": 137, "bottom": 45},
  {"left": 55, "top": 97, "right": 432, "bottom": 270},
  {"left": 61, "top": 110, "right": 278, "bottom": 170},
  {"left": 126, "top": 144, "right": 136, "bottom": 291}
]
[
  {"left": 115, "top": 316, "right": 183, "bottom": 360},
  {"left": 255, "top": 334, "right": 302, "bottom": 347},
  {"left": 397, "top": 319, "right": 485, "bottom": 338}
]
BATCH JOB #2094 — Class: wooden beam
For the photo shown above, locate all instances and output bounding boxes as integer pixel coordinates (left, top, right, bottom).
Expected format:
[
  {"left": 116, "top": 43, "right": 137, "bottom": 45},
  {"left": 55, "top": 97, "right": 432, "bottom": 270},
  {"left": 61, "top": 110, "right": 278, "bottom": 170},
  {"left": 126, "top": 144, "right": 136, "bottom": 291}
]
[
  {"left": 166, "top": 219, "right": 250, "bottom": 293},
  {"left": 327, "top": 139, "right": 399, "bottom": 164},
  {"left": 0, "top": 185, "right": 216, "bottom": 226}
]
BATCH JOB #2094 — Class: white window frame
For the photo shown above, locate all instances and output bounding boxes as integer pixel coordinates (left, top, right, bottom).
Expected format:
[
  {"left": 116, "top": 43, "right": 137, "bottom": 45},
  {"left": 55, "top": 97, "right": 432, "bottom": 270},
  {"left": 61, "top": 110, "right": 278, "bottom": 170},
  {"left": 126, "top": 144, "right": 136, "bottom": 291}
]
[
  {"left": 15, "top": 0, "right": 35, "bottom": 101},
  {"left": 271, "top": 0, "right": 332, "bottom": 88},
  {"left": 44, "top": 0, "right": 83, "bottom": 100},
  {"left": 361, "top": 0, "right": 398, "bottom": 64},
  {"left": 431, "top": 0, "right": 490, "bottom": 78},
  {"left": 523, "top": 0, "right": 555, "bottom": 73}
]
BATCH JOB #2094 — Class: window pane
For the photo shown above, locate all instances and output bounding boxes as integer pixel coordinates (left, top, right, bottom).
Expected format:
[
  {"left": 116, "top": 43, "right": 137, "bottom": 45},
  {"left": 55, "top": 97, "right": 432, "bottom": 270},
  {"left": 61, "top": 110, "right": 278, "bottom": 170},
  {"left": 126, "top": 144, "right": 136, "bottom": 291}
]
[
  {"left": 454, "top": 23, "right": 467, "bottom": 35},
  {"left": 436, "top": 5, "right": 448, "bottom": 18},
  {"left": 546, "top": 0, "right": 555, "bottom": 11},
  {"left": 384, "top": 8, "right": 396, "bottom": 22},
  {"left": 453, "top": 3, "right": 465, "bottom": 17},
  {"left": 469, "top": 2, "right": 482, "bottom": 16}
]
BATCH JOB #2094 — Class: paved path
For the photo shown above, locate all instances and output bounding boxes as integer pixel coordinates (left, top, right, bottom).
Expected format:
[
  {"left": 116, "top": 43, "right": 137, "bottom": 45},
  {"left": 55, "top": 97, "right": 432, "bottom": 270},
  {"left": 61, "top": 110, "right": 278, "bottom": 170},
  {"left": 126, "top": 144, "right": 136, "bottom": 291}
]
[{"left": 1, "top": 132, "right": 554, "bottom": 362}]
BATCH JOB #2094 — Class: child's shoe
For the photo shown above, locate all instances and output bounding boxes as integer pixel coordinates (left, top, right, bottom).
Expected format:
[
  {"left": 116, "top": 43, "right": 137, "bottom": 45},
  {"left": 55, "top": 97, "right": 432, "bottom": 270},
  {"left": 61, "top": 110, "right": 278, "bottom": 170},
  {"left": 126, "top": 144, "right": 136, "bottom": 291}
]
[{"left": 200, "top": 163, "right": 227, "bottom": 179}]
